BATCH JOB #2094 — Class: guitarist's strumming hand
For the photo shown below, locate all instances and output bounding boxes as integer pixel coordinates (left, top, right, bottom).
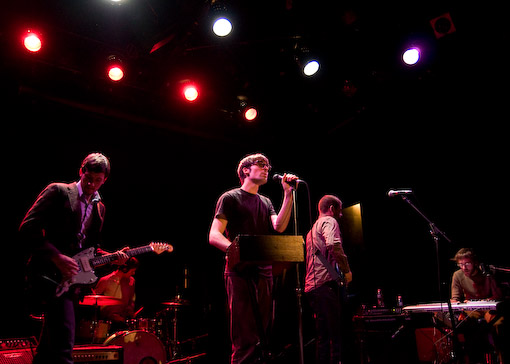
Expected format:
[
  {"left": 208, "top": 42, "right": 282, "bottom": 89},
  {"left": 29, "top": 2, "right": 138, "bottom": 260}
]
[{"left": 51, "top": 254, "right": 79, "bottom": 280}]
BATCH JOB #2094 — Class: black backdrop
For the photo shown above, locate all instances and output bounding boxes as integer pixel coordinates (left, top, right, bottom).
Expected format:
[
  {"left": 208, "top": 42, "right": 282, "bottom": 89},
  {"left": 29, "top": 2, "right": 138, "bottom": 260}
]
[{"left": 1, "top": 3, "right": 509, "bottom": 361}]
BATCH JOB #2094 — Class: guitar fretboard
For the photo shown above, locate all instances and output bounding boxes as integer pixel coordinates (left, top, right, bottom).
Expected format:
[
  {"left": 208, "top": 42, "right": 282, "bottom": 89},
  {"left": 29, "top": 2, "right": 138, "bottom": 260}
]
[{"left": 90, "top": 245, "right": 153, "bottom": 267}]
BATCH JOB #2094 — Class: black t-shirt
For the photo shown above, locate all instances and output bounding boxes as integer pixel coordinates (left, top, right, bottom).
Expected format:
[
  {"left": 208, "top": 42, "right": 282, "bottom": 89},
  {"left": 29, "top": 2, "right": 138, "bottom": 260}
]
[{"left": 214, "top": 188, "right": 277, "bottom": 275}]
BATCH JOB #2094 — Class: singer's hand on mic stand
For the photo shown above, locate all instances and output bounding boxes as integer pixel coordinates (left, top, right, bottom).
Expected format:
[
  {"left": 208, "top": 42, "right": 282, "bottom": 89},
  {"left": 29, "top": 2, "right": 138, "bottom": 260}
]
[{"left": 280, "top": 173, "right": 299, "bottom": 192}]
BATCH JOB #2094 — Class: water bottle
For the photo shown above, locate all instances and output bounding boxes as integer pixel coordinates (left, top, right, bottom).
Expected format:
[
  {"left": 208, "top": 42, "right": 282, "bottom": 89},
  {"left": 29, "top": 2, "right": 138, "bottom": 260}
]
[
  {"left": 376, "top": 288, "right": 385, "bottom": 308},
  {"left": 396, "top": 295, "right": 403, "bottom": 307}
]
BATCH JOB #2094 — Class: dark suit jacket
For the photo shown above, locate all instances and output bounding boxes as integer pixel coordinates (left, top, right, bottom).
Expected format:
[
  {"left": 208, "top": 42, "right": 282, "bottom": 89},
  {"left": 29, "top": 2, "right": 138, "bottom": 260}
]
[{"left": 20, "top": 182, "right": 105, "bottom": 259}]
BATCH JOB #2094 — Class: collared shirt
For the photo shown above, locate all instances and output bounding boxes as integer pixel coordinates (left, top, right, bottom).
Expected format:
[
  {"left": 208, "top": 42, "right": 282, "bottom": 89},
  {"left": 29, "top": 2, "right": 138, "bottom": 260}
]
[
  {"left": 76, "top": 180, "right": 101, "bottom": 248},
  {"left": 304, "top": 216, "right": 350, "bottom": 293}
]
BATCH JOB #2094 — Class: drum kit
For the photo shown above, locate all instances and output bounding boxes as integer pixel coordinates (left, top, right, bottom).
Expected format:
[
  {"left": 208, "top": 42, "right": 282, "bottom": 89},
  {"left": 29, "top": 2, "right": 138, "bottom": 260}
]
[{"left": 77, "top": 294, "right": 193, "bottom": 363}]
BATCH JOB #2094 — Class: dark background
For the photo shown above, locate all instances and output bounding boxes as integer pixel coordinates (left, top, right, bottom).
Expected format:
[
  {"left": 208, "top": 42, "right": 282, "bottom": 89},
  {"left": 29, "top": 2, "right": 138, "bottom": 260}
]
[{"left": 1, "top": 0, "right": 508, "bottom": 362}]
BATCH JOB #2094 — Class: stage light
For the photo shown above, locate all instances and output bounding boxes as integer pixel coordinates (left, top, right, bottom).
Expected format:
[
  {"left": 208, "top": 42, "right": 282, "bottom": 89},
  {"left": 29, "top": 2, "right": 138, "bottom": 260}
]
[
  {"left": 293, "top": 42, "right": 320, "bottom": 77},
  {"left": 237, "top": 96, "right": 258, "bottom": 121},
  {"left": 212, "top": 17, "right": 233, "bottom": 37},
  {"left": 23, "top": 30, "right": 42, "bottom": 52},
  {"left": 183, "top": 84, "right": 199, "bottom": 102},
  {"left": 402, "top": 47, "right": 420, "bottom": 65},
  {"left": 108, "top": 66, "right": 124, "bottom": 81},
  {"left": 106, "top": 56, "right": 124, "bottom": 81},
  {"left": 210, "top": 0, "right": 232, "bottom": 37},
  {"left": 303, "top": 60, "right": 320, "bottom": 76},
  {"left": 244, "top": 107, "right": 258, "bottom": 121}
]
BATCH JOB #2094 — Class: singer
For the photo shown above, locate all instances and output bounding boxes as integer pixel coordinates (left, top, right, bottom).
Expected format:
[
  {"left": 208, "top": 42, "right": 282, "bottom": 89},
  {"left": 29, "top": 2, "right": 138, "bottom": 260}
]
[{"left": 208, "top": 153, "right": 299, "bottom": 364}]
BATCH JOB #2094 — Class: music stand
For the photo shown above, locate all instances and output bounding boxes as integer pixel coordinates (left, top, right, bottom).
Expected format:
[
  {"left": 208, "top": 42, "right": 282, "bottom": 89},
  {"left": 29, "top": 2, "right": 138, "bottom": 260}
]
[{"left": 227, "top": 234, "right": 305, "bottom": 362}]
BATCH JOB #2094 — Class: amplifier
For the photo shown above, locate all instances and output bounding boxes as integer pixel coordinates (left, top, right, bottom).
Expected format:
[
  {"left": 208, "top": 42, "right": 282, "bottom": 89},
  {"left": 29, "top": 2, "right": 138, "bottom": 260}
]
[
  {"left": 73, "top": 345, "right": 123, "bottom": 363},
  {"left": 0, "top": 337, "right": 37, "bottom": 364},
  {"left": 0, "top": 342, "right": 122, "bottom": 364},
  {"left": 0, "top": 338, "right": 37, "bottom": 351},
  {"left": 0, "top": 349, "right": 34, "bottom": 364},
  {"left": 353, "top": 313, "right": 417, "bottom": 364}
]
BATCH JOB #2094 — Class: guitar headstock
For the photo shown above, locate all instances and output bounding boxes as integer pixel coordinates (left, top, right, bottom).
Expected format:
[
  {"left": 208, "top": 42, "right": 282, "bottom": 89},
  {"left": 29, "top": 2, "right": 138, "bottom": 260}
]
[{"left": 150, "top": 241, "right": 173, "bottom": 255}]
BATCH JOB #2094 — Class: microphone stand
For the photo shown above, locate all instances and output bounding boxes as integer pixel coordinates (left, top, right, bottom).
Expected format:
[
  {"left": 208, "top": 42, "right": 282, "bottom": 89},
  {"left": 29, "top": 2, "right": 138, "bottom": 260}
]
[
  {"left": 398, "top": 196, "right": 460, "bottom": 362},
  {"left": 292, "top": 187, "right": 305, "bottom": 364}
]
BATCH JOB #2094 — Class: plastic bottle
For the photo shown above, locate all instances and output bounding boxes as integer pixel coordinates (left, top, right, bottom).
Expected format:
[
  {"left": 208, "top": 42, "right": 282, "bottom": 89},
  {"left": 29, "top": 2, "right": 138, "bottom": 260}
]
[
  {"left": 396, "top": 295, "right": 403, "bottom": 307},
  {"left": 376, "top": 288, "right": 385, "bottom": 308}
]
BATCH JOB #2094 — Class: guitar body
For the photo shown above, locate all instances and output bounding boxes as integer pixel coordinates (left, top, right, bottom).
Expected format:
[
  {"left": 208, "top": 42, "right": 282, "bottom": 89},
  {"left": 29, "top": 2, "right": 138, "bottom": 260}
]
[
  {"left": 55, "top": 247, "right": 99, "bottom": 297},
  {"left": 26, "top": 247, "right": 100, "bottom": 301}
]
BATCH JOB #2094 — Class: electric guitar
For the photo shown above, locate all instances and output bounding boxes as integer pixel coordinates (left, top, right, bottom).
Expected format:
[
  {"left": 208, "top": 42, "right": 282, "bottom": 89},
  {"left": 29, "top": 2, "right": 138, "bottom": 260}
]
[{"left": 28, "top": 242, "right": 172, "bottom": 299}]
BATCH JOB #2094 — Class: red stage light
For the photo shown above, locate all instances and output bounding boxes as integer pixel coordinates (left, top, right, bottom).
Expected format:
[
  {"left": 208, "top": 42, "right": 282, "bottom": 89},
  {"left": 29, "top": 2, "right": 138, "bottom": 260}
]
[
  {"left": 183, "top": 85, "right": 199, "bottom": 102},
  {"left": 23, "top": 31, "right": 42, "bottom": 52},
  {"left": 108, "top": 66, "right": 124, "bottom": 81},
  {"left": 244, "top": 107, "right": 258, "bottom": 121}
]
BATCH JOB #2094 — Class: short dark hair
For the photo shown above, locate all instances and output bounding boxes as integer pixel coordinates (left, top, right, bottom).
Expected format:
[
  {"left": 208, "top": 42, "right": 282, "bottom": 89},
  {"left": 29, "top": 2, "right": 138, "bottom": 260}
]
[
  {"left": 80, "top": 153, "right": 111, "bottom": 179},
  {"left": 120, "top": 257, "right": 139, "bottom": 272},
  {"left": 318, "top": 195, "right": 342, "bottom": 214}
]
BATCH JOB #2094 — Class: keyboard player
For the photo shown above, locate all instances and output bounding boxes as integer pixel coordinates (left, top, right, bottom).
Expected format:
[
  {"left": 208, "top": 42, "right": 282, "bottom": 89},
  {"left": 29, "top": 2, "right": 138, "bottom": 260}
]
[
  {"left": 450, "top": 248, "right": 505, "bottom": 363},
  {"left": 451, "top": 248, "right": 502, "bottom": 303}
]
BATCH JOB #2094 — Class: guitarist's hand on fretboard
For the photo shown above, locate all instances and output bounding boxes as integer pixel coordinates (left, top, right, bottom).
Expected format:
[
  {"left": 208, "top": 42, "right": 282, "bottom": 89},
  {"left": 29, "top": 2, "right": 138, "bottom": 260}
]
[{"left": 112, "top": 247, "right": 130, "bottom": 265}]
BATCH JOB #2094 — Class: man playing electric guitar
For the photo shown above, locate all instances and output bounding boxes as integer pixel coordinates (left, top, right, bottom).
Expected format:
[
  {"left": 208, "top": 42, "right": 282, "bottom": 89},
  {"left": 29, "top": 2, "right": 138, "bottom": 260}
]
[{"left": 19, "top": 153, "right": 129, "bottom": 364}]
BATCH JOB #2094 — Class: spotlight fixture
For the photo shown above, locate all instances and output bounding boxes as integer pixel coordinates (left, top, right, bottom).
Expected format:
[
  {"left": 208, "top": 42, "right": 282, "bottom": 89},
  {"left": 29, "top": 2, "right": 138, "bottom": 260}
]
[
  {"left": 303, "top": 60, "right": 320, "bottom": 76},
  {"left": 23, "top": 30, "right": 42, "bottom": 53},
  {"left": 402, "top": 47, "right": 420, "bottom": 66},
  {"left": 237, "top": 96, "right": 258, "bottom": 122},
  {"left": 106, "top": 55, "right": 124, "bottom": 81},
  {"left": 183, "top": 85, "right": 199, "bottom": 102},
  {"left": 210, "top": 0, "right": 233, "bottom": 37},
  {"left": 179, "top": 80, "right": 200, "bottom": 102},
  {"left": 294, "top": 42, "right": 320, "bottom": 77}
]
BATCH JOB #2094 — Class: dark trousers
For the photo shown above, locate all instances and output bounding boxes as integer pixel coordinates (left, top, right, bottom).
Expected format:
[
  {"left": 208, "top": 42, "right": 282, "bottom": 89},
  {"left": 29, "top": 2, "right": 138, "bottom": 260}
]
[
  {"left": 33, "top": 295, "right": 75, "bottom": 364},
  {"left": 306, "top": 281, "right": 343, "bottom": 364},
  {"left": 225, "top": 271, "right": 273, "bottom": 364}
]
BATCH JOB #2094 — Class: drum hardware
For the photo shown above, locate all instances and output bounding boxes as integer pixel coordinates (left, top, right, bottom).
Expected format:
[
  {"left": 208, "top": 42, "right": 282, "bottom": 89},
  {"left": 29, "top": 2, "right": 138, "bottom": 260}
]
[
  {"left": 167, "top": 352, "right": 207, "bottom": 363},
  {"left": 80, "top": 295, "right": 123, "bottom": 307},
  {"left": 78, "top": 295, "right": 122, "bottom": 344},
  {"left": 160, "top": 295, "right": 192, "bottom": 359}
]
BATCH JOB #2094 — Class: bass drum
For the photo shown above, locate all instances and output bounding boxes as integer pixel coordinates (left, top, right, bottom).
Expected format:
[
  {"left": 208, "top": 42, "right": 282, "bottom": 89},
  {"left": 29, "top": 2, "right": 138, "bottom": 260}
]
[
  {"left": 104, "top": 330, "right": 167, "bottom": 364},
  {"left": 76, "top": 319, "right": 111, "bottom": 344}
]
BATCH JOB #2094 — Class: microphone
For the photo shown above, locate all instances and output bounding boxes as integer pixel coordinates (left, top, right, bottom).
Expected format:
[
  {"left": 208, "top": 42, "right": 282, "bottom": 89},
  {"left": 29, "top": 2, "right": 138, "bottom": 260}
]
[
  {"left": 387, "top": 189, "right": 413, "bottom": 197},
  {"left": 272, "top": 174, "right": 305, "bottom": 187}
]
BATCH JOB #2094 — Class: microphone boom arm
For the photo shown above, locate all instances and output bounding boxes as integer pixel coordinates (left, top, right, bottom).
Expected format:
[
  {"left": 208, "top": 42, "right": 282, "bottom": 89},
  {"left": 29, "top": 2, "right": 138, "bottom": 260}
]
[{"left": 400, "top": 196, "right": 451, "bottom": 243}]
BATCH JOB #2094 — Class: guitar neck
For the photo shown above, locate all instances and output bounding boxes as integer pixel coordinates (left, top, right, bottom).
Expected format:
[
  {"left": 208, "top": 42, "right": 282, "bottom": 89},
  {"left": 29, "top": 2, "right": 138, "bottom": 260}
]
[{"left": 91, "top": 245, "right": 153, "bottom": 267}]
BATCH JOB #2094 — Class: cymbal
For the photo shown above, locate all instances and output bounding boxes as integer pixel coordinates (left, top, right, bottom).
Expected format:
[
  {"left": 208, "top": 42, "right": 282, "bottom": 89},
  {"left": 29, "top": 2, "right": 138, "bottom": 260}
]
[
  {"left": 162, "top": 297, "right": 191, "bottom": 307},
  {"left": 80, "top": 295, "right": 122, "bottom": 306}
]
